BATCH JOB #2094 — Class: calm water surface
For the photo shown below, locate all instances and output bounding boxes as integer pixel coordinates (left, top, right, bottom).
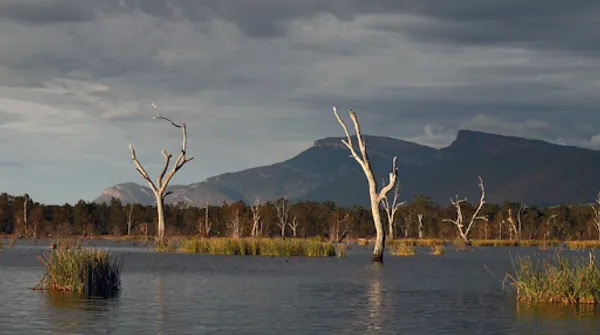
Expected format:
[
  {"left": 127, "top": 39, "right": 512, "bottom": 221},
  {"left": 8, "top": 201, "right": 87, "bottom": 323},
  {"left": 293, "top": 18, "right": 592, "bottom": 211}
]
[{"left": 1, "top": 240, "right": 599, "bottom": 334}]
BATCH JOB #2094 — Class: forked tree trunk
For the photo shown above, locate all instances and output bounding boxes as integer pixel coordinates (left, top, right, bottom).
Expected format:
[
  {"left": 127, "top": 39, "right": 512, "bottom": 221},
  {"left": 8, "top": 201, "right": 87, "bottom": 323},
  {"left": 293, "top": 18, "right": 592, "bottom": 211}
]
[
  {"left": 156, "top": 198, "right": 166, "bottom": 240},
  {"left": 129, "top": 107, "right": 194, "bottom": 243},
  {"left": 333, "top": 107, "right": 398, "bottom": 263}
]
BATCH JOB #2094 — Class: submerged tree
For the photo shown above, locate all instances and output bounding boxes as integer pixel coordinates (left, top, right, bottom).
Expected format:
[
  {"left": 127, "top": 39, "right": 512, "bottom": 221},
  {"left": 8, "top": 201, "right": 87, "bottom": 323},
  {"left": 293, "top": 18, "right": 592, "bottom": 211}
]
[
  {"left": 333, "top": 107, "right": 398, "bottom": 263},
  {"left": 443, "top": 176, "right": 488, "bottom": 244},
  {"left": 129, "top": 107, "right": 194, "bottom": 242},
  {"left": 380, "top": 179, "right": 404, "bottom": 240}
]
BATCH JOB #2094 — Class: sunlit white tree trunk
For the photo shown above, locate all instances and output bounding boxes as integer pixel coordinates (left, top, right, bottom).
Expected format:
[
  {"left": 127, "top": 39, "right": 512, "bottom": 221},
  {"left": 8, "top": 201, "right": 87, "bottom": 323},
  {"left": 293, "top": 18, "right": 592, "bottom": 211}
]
[
  {"left": 333, "top": 107, "right": 398, "bottom": 263},
  {"left": 443, "top": 176, "right": 488, "bottom": 244}
]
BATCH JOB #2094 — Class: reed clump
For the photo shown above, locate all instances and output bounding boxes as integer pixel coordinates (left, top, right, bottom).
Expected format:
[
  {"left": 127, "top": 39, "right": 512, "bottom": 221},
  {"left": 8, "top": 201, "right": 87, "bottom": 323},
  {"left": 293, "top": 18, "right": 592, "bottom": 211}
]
[
  {"left": 388, "top": 242, "right": 416, "bottom": 256},
  {"left": 158, "top": 238, "right": 339, "bottom": 257},
  {"left": 505, "top": 252, "right": 600, "bottom": 305},
  {"left": 431, "top": 244, "right": 445, "bottom": 256},
  {"left": 35, "top": 249, "right": 121, "bottom": 298}
]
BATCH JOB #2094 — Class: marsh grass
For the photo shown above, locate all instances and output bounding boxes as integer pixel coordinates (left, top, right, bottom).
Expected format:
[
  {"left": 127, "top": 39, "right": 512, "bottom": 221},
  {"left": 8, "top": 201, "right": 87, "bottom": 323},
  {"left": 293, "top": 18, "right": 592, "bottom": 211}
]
[
  {"left": 390, "top": 239, "right": 448, "bottom": 247},
  {"left": 471, "top": 239, "right": 520, "bottom": 247},
  {"left": 504, "top": 251, "right": 600, "bottom": 305},
  {"left": 388, "top": 242, "right": 416, "bottom": 256},
  {"left": 453, "top": 238, "right": 468, "bottom": 251},
  {"left": 431, "top": 244, "right": 446, "bottom": 256},
  {"left": 567, "top": 240, "right": 600, "bottom": 250},
  {"left": 158, "top": 238, "right": 339, "bottom": 257},
  {"left": 35, "top": 249, "right": 121, "bottom": 298}
]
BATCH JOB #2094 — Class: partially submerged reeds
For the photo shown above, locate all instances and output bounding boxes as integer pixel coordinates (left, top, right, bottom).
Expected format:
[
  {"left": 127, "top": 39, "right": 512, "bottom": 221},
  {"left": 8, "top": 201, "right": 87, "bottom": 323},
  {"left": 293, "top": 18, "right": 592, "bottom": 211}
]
[
  {"left": 431, "top": 244, "right": 445, "bottom": 256},
  {"left": 388, "top": 242, "right": 416, "bottom": 256},
  {"left": 157, "top": 238, "right": 340, "bottom": 257},
  {"left": 504, "top": 252, "right": 600, "bottom": 305},
  {"left": 35, "top": 249, "right": 121, "bottom": 298}
]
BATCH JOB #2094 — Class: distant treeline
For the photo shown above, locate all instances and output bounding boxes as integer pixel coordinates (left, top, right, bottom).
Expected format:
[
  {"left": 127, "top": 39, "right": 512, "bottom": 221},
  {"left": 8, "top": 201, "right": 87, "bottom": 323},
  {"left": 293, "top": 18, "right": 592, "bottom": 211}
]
[{"left": 1, "top": 193, "right": 599, "bottom": 241}]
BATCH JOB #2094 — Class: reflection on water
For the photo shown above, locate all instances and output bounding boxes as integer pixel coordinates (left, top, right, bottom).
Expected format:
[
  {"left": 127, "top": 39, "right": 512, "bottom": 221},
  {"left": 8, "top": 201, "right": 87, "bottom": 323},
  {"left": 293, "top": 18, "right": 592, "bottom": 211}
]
[
  {"left": 44, "top": 291, "right": 120, "bottom": 312},
  {"left": 366, "top": 263, "right": 384, "bottom": 334},
  {"left": 156, "top": 276, "right": 165, "bottom": 335},
  {"left": 516, "top": 301, "right": 600, "bottom": 320},
  {"left": 44, "top": 291, "right": 120, "bottom": 334}
]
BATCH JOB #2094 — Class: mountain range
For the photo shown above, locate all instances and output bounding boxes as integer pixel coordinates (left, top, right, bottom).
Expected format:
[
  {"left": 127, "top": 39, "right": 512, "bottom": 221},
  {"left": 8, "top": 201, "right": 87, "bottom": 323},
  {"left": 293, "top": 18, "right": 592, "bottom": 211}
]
[{"left": 93, "top": 130, "right": 600, "bottom": 207}]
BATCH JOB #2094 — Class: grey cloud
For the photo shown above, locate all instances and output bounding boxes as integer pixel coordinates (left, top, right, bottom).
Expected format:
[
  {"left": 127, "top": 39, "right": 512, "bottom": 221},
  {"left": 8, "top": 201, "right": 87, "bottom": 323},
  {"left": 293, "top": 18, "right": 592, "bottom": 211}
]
[
  {"left": 1, "top": 0, "right": 600, "bottom": 204},
  {"left": 0, "top": 0, "right": 96, "bottom": 24}
]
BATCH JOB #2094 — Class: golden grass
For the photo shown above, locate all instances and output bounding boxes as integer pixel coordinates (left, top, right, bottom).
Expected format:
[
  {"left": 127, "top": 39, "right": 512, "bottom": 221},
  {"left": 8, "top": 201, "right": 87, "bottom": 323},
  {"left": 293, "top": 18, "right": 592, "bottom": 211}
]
[
  {"left": 157, "top": 237, "right": 340, "bottom": 257},
  {"left": 35, "top": 249, "right": 121, "bottom": 298},
  {"left": 471, "top": 239, "right": 520, "bottom": 247},
  {"left": 431, "top": 244, "right": 446, "bottom": 256},
  {"left": 504, "top": 252, "right": 600, "bottom": 305},
  {"left": 388, "top": 242, "right": 416, "bottom": 256},
  {"left": 566, "top": 240, "right": 600, "bottom": 250}
]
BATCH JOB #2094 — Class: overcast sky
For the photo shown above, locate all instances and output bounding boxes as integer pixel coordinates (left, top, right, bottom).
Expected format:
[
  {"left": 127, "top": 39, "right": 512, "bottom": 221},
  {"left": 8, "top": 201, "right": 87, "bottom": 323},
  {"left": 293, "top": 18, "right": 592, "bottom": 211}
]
[{"left": 1, "top": 0, "right": 600, "bottom": 204}]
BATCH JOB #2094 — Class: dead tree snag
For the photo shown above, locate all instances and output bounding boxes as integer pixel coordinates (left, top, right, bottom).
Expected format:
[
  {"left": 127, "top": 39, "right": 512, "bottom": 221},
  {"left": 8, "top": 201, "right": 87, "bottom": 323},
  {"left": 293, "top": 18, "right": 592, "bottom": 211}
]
[
  {"left": 333, "top": 107, "right": 398, "bottom": 263},
  {"left": 443, "top": 176, "right": 488, "bottom": 244},
  {"left": 129, "top": 108, "right": 194, "bottom": 242}
]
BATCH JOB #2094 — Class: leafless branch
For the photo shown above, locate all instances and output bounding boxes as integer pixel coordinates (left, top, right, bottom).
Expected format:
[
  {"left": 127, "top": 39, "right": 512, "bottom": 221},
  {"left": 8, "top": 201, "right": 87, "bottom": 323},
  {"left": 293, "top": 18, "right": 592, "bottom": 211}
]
[{"left": 444, "top": 176, "right": 488, "bottom": 243}]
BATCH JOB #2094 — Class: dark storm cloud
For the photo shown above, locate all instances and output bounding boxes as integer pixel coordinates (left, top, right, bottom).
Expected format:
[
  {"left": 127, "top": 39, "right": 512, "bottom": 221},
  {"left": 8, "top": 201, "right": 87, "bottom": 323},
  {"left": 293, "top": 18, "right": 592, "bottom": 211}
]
[{"left": 0, "top": 0, "right": 96, "bottom": 24}]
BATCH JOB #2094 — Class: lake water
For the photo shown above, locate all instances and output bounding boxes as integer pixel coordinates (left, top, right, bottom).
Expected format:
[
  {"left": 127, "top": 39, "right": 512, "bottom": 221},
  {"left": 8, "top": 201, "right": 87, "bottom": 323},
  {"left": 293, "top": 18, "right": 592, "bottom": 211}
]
[{"left": 1, "top": 239, "right": 599, "bottom": 334}]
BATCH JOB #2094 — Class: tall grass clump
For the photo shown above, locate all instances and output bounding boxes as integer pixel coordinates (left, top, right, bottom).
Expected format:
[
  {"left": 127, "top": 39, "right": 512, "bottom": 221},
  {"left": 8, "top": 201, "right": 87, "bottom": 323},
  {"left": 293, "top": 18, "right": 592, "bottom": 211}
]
[
  {"left": 159, "top": 238, "right": 339, "bottom": 257},
  {"left": 504, "top": 252, "right": 600, "bottom": 305},
  {"left": 431, "top": 244, "right": 445, "bottom": 256},
  {"left": 35, "top": 249, "right": 121, "bottom": 298},
  {"left": 388, "top": 242, "right": 416, "bottom": 256}
]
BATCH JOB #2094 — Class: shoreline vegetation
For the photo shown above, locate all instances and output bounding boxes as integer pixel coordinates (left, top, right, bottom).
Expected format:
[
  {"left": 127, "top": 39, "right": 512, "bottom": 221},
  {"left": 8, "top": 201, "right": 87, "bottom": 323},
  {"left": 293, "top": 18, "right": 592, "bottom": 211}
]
[{"left": 5, "top": 235, "right": 600, "bottom": 250}]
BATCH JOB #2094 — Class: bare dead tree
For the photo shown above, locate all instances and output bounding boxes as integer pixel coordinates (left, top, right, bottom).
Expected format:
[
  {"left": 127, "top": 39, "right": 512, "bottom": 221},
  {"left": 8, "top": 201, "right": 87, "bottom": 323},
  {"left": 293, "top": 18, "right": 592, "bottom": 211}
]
[
  {"left": 275, "top": 198, "right": 289, "bottom": 237},
  {"left": 198, "top": 198, "right": 212, "bottom": 237},
  {"left": 329, "top": 212, "right": 349, "bottom": 243},
  {"left": 227, "top": 205, "right": 243, "bottom": 239},
  {"left": 417, "top": 213, "right": 424, "bottom": 239},
  {"left": 23, "top": 193, "right": 31, "bottom": 237},
  {"left": 333, "top": 107, "right": 397, "bottom": 263},
  {"left": 517, "top": 202, "right": 526, "bottom": 240},
  {"left": 380, "top": 179, "right": 404, "bottom": 240},
  {"left": 506, "top": 208, "right": 518, "bottom": 240},
  {"left": 129, "top": 107, "right": 194, "bottom": 242},
  {"left": 544, "top": 213, "right": 559, "bottom": 240},
  {"left": 288, "top": 214, "right": 299, "bottom": 238},
  {"left": 127, "top": 204, "right": 134, "bottom": 236},
  {"left": 591, "top": 192, "right": 600, "bottom": 240},
  {"left": 250, "top": 197, "right": 262, "bottom": 238},
  {"left": 443, "top": 176, "right": 488, "bottom": 244},
  {"left": 402, "top": 214, "right": 410, "bottom": 238}
]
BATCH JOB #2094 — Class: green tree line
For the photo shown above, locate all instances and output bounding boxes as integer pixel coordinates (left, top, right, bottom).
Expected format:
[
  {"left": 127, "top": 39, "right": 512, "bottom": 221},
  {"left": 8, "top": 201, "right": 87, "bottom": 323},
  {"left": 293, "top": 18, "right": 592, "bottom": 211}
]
[{"left": 1, "top": 193, "right": 599, "bottom": 241}]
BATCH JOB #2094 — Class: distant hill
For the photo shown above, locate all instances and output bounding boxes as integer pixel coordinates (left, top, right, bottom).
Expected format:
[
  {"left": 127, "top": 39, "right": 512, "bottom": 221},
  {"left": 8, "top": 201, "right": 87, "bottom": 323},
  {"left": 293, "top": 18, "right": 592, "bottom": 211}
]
[{"left": 94, "top": 130, "right": 600, "bottom": 207}]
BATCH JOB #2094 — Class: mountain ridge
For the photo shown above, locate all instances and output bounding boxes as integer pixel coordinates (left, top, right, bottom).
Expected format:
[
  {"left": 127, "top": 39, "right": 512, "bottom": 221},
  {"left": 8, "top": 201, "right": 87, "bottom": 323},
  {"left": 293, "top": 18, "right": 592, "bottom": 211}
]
[{"left": 93, "top": 129, "right": 600, "bottom": 207}]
